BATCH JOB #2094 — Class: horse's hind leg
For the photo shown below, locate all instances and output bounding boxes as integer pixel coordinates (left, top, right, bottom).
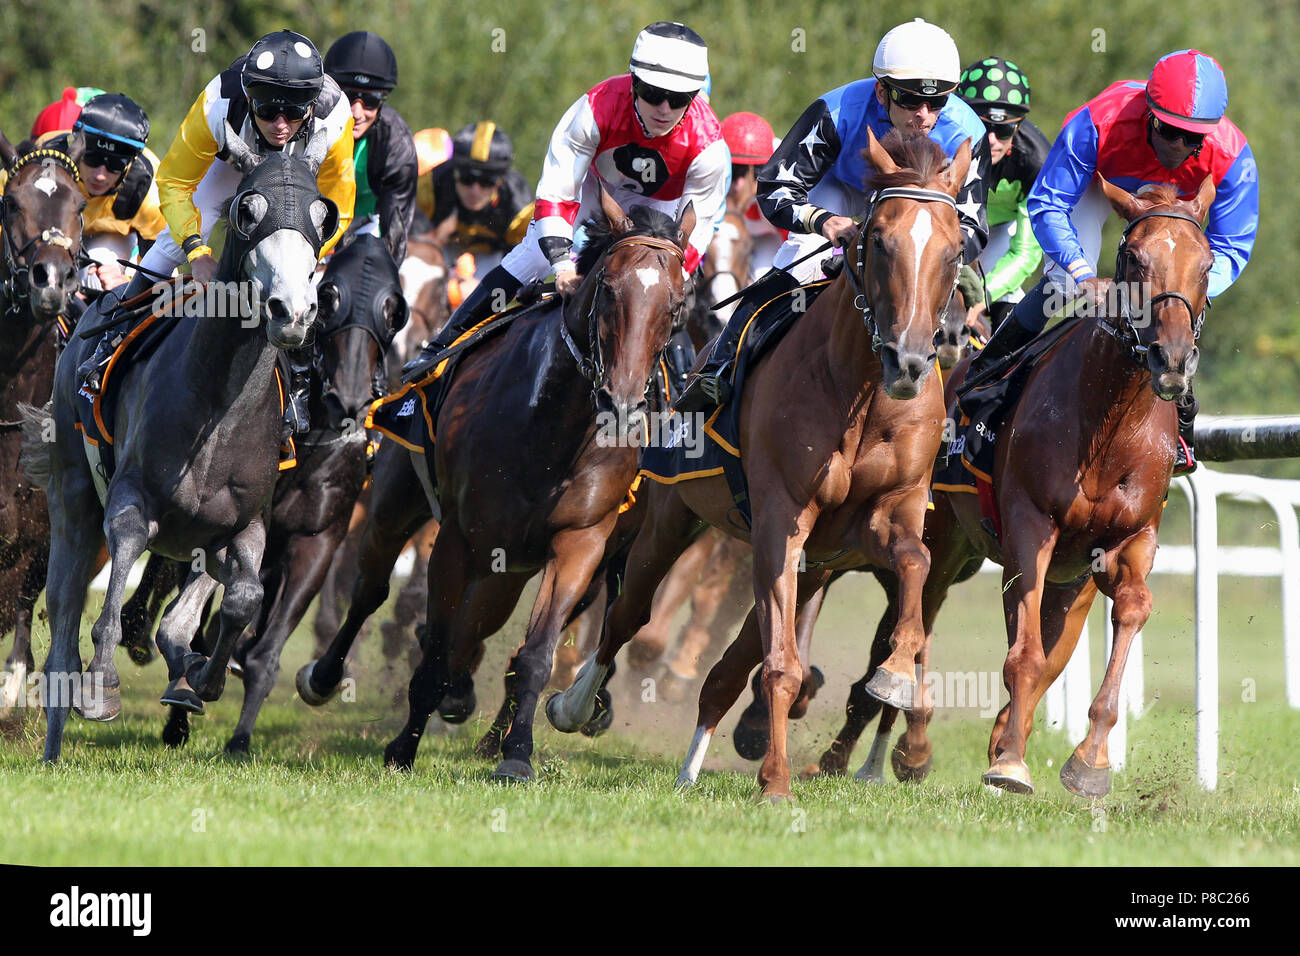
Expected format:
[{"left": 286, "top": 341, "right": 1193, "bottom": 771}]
[
  {"left": 0, "top": 557, "right": 45, "bottom": 723},
  {"left": 678, "top": 608, "right": 761, "bottom": 787},
  {"left": 157, "top": 570, "right": 221, "bottom": 717},
  {"left": 81, "top": 491, "right": 156, "bottom": 721},
  {"left": 190, "top": 518, "right": 268, "bottom": 703},
  {"left": 119, "top": 553, "right": 175, "bottom": 667}
]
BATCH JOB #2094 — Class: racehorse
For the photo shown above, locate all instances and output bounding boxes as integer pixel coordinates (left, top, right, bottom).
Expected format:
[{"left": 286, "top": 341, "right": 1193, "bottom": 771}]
[
  {"left": 297, "top": 188, "right": 694, "bottom": 781},
  {"left": 546, "top": 129, "right": 971, "bottom": 800},
  {"left": 816, "top": 177, "right": 1216, "bottom": 796},
  {"left": 0, "top": 134, "right": 85, "bottom": 721},
  {"left": 156, "top": 233, "right": 406, "bottom": 754},
  {"left": 26, "top": 141, "right": 337, "bottom": 761}
]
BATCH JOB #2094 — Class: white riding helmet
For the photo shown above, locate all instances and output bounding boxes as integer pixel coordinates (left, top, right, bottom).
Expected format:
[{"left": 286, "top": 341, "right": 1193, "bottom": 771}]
[
  {"left": 629, "top": 21, "right": 709, "bottom": 94},
  {"left": 872, "top": 18, "right": 961, "bottom": 95}
]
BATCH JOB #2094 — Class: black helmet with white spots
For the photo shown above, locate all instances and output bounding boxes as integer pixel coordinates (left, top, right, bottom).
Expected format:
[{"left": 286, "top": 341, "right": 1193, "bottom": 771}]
[{"left": 242, "top": 30, "right": 325, "bottom": 107}]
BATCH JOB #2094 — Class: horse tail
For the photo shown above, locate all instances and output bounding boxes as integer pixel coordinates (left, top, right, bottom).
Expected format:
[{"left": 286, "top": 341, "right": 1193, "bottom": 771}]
[{"left": 17, "top": 401, "right": 53, "bottom": 488}]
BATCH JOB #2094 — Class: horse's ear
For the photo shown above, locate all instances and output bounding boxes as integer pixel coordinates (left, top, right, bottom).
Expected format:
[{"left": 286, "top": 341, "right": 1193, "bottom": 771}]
[
  {"left": 599, "top": 183, "right": 633, "bottom": 235},
  {"left": 0, "top": 128, "right": 19, "bottom": 169},
  {"left": 861, "top": 127, "right": 898, "bottom": 176},
  {"left": 223, "top": 121, "right": 262, "bottom": 175},
  {"left": 941, "top": 139, "right": 972, "bottom": 197},
  {"left": 1188, "top": 175, "right": 1216, "bottom": 223},
  {"left": 1097, "top": 173, "right": 1142, "bottom": 220},
  {"left": 64, "top": 130, "right": 86, "bottom": 168},
  {"left": 675, "top": 200, "right": 696, "bottom": 250}
]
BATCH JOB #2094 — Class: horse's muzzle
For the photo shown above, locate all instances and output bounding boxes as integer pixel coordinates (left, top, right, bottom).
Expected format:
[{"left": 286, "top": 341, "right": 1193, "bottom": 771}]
[
  {"left": 265, "top": 296, "right": 318, "bottom": 349},
  {"left": 1148, "top": 343, "right": 1199, "bottom": 401},
  {"left": 881, "top": 344, "right": 936, "bottom": 400}
]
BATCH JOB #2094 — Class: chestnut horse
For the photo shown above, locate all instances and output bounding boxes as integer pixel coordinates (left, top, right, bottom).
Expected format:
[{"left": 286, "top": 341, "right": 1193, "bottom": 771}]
[
  {"left": 0, "top": 136, "right": 85, "bottom": 720},
  {"left": 297, "top": 190, "right": 694, "bottom": 781},
  {"left": 547, "top": 130, "right": 971, "bottom": 800},
  {"left": 816, "top": 177, "right": 1216, "bottom": 797}
]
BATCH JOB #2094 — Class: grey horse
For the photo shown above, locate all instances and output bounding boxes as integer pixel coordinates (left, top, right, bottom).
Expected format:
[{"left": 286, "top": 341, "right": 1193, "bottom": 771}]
[{"left": 24, "top": 135, "right": 337, "bottom": 762}]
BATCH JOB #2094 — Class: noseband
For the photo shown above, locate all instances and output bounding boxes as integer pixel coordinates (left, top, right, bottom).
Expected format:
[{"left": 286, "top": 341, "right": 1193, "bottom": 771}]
[
  {"left": 559, "top": 234, "right": 685, "bottom": 413},
  {"left": 1, "top": 150, "right": 85, "bottom": 319},
  {"left": 1102, "top": 208, "right": 1208, "bottom": 366},
  {"left": 842, "top": 186, "right": 960, "bottom": 353}
]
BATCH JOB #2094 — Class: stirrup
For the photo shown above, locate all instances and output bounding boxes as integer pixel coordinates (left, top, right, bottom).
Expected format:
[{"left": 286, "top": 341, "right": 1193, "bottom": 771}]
[
  {"left": 1173, "top": 436, "right": 1197, "bottom": 476},
  {"left": 675, "top": 369, "right": 731, "bottom": 413},
  {"left": 284, "top": 394, "right": 311, "bottom": 436}
]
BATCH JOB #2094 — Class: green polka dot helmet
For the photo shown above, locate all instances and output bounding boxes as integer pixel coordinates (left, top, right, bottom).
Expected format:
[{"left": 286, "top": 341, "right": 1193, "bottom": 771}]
[{"left": 958, "top": 56, "right": 1031, "bottom": 120}]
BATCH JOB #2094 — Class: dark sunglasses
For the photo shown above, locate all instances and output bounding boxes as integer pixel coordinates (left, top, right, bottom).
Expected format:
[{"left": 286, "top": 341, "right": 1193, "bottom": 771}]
[
  {"left": 731, "top": 163, "right": 757, "bottom": 182},
  {"left": 455, "top": 168, "right": 500, "bottom": 188},
  {"left": 250, "top": 98, "right": 312, "bottom": 122},
  {"left": 632, "top": 79, "right": 695, "bottom": 110},
  {"left": 887, "top": 85, "right": 948, "bottom": 112},
  {"left": 345, "top": 88, "right": 388, "bottom": 109},
  {"left": 982, "top": 118, "right": 1021, "bottom": 141},
  {"left": 1150, "top": 115, "right": 1206, "bottom": 148},
  {"left": 83, "top": 150, "right": 131, "bottom": 173}
]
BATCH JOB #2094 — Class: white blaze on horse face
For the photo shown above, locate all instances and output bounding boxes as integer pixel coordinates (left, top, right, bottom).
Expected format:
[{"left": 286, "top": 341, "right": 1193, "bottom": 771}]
[
  {"left": 34, "top": 172, "right": 58, "bottom": 197},
  {"left": 908, "top": 207, "right": 933, "bottom": 292},
  {"left": 1162, "top": 235, "right": 1177, "bottom": 254},
  {"left": 636, "top": 268, "right": 660, "bottom": 292}
]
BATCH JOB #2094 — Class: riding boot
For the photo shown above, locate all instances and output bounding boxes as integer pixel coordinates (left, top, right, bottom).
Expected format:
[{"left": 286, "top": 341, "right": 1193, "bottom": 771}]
[
  {"left": 963, "top": 275, "right": 1058, "bottom": 383},
  {"left": 401, "top": 265, "right": 522, "bottom": 382},
  {"left": 76, "top": 271, "right": 156, "bottom": 393},
  {"left": 675, "top": 269, "right": 800, "bottom": 413},
  {"left": 284, "top": 349, "right": 313, "bottom": 437},
  {"left": 1173, "top": 386, "right": 1199, "bottom": 476}
]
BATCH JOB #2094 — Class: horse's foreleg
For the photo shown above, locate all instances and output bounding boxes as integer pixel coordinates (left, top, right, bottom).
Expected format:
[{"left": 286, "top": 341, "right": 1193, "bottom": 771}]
[
  {"left": 156, "top": 569, "right": 220, "bottom": 716},
  {"left": 192, "top": 518, "right": 267, "bottom": 703},
  {"left": 984, "top": 505, "right": 1058, "bottom": 795},
  {"left": 547, "top": 486, "right": 701, "bottom": 734},
  {"left": 1062, "top": 530, "right": 1156, "bottom": 797},
  {"left": 627, "top": 531, "right": 714, "bottom": 670},
  {"left": 678, "top": 608, "right": 761, "bottom": 787},
  {"left": 83, "top": 495, "right": 155, "bottom": 721},
  {"left": 864, "top": 493, "right": 932, "bottom": 711}
]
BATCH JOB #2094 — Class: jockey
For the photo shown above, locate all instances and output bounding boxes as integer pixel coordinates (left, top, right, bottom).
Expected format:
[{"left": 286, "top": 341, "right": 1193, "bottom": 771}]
[
  {"left": 677, "top": 17, "right": 990, "bottom": 412},
  {"left": 77, "top": 29, "right": 356, "bottom": 439},
  {"left": 967, "top": 49, "right": 1259, "bottom": 474},
  {"left": 956, "top": 57, "right": 1050, "bottom": 332},
  {"left": 422, "top": 122, "right": 536, "bottom": 277},
  {"left": 325, "top": 30, "right": 418, "bottom": 263},
  {"left": 721, "top": 111, "right": 784, "bottom": 277},
  {"left": 22, "top": 93, "right": 167, "bottom": 298},
  {"left": 402, "top": 21, "right": 728, "bottom": 380}
]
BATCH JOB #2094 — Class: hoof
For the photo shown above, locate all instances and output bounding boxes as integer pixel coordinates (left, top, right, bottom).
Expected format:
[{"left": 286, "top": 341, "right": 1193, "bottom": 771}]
[
  {"left": 674, "top": 772, "right": 696, "bottom": 791},
  {"left": 224, "top": 733, "right": 251, "bottom": 757},
  {"left": 75, "top": 680, "right": 121, "bottom": 722},
  {"left": 890, "top": 744, "right": 933, "bottom": 784},
  {"left": 125, "top": 641, "right": 155, "bottom": 668},
  {"left": 626, "top": 639, "right": 665, "bottom": 671},
  {"left": 757, "top": 790, "right": 795, "bottom": 805},
  {"left": 864, "top": 667, "right": 916, "bottom": 711},
  {"left": 473, "top": 729, "right": 502, "bottom": 759},
  {"left": 228, "top": 659, "right": 245, "bottom": 681},
  {"left": 657, "top": 667, "right": 694, "bottom": 704},
  {"left": 732, "top": 709, "right": 769, "bottom": 761},
  {"left": 437, "top": 689, "right": 477, "bottom": 725},
  {"left": 383, "top": 737, "right": 416, "bottom": 772},
  {"left": 579, "top": 689, "right": 613, "bottom": 737},
  {"left": 982, "top": 761, "right": 1035, "bottom": 795},
  {"left": 161, "top": 711, "right": 191, "bottom": 748},
  {"left": 295, "top": 661, "right": 338, "bottom": 707},
  {"left": 491, "top": 758, "right": 535, "bottom": 783},
  {"left": 160, "top": 675, "right": 204, "bottom": 715},
  {"left": 0, "top": 663, "right": 28, "bottom": 719},
  {"left": 544, "top": 691, "right": 580, "bottom": 733},
  {"left": 1060, "top": 753, "right": 1112, "bottom": 798},
  {"left": 799, "top": 763, "right": 825, "bottom": 781}
]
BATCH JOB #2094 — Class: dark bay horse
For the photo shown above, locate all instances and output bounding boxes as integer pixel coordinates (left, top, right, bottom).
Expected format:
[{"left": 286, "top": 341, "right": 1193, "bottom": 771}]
[
  {"left": 297, "top": 189, "right": 694, "bottom": 781},
  {"left": 154, "top": 234, "right": 407, "bottom": 754},
  {"left": 0, "top": 135, "right": 86, "bottom": 721},
  {"left": 816, "top": 177, "right": 1216, "bottom": 797},
  {"left": 547, "top": 130, "right": 971, "bottom": 800},
  {"left": 27, "top": 145, "right": 337, "bottom": 761}
]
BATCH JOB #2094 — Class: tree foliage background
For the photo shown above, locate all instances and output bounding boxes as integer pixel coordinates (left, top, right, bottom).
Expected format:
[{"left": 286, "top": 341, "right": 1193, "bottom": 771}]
[{"left": 2, "top": 0, "right": 1296, "bottom": 471}]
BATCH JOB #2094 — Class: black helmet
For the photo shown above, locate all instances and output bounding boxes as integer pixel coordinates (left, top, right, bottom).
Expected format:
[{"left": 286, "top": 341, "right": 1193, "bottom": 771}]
[
  {"left": 452, "top": 122, "right": 513, "bottom": 175},
  {"left": 324, "top": 31, "right": 398, "bottom": 90},
  {"left": 242, "top": 30, "right": 324, "bottom": 107},
  {"left": 958, "top": 57, "right": 1031, "bottom": 120},
  {"left": 74, "top": 93, "right": 149, "bottom": 158}
]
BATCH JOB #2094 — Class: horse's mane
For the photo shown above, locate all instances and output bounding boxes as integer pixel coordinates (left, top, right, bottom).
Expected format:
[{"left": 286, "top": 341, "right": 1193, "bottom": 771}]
[
  {"left": 864, "top": 130, "right": 949, "bottom": 192},
  {"left": 576, "top": 205, "right": 680, "bottom": 275},
  {"left": 1131, "top": 183, "right": 1182, "bottom": 209}
]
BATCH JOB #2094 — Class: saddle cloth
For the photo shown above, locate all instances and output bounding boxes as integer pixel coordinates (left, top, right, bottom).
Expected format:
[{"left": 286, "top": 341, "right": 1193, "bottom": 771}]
[{"left": 639, "top": 279, "right": 832, "bottom": 531}]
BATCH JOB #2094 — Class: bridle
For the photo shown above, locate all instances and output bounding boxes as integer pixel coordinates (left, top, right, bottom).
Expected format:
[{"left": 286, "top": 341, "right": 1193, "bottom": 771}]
[
  {"left": 841, "top": 186, "right": 961, "bottom": 353},
  {"left": 559, "top": 233, "right": 685, "bottom": 415},
  {"left": 1101, "top": 208, "right": 1208, "bottom": 366},
  {"left": 1, "top": 149, "right": 86, "bottom": 320}
]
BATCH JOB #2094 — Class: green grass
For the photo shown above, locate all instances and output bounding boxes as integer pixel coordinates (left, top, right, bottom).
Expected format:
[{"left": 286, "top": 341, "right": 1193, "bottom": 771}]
[{"left": 0, "top": 571, "right": 1296, "bottom": 865}]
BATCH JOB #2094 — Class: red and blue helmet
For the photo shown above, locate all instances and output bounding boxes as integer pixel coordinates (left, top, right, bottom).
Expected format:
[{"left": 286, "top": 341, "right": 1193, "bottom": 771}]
[{"left": 1146, "top": 49, "right": 1228, "bottom": 131}]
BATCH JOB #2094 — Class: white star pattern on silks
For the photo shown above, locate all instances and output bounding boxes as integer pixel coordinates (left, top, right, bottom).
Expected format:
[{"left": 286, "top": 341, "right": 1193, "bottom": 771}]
[
  {"left": 964, "top": 161, "right": 981, "bottom": 186},
  {"left": 774, "top": 161, "right": 800, "bottom": 182},
  {"left": 955, "top": 196, "right": 982, "bottom": 222},
  {"left": 799, "top": 125, "right": 826, "bottom": 154},
  {"left": 767, "top": 186, "right": 797, "bottom": 205},
  {"left": 792, "top": 203, "right": 814, "bottom": 223}
]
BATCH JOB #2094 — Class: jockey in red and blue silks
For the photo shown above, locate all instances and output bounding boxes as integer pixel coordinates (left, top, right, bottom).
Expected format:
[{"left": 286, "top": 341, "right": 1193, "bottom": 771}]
[{"left": 969, "top": 49, "right": 1259, "bottom": 474}]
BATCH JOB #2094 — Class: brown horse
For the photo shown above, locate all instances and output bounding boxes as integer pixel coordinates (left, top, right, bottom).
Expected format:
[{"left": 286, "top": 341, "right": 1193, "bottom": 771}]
[
  {"left": 297, "top": 189, "right": 694, "bottom": 781},
  {"left": 818, "top": 177, "right": 1216, "bottom": 797},
  {"left": 546, "top": 130, "right": 971, "bottom": 800},
  {"left": 0, "top": 135, "right": 85, "bottom": 720}
]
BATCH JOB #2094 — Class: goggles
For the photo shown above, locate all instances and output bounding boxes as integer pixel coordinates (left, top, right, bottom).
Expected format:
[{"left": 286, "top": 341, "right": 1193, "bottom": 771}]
[
  {"left": 345, "top": 88, "right": 388, "bottom": 109},
  {"left": 83, "top": 149, "right": 133, "bottom": 173},
  {"left": 1150, "top": 115, "right": 1206, "bottom": 149},
  {"left": 886, "top": 83, "right": 949, "bottom": 112},
  {"left": 454, "top": 167, "right": 501, "bottom": 188},
  {"left": 250, "top": 98, "right": 312, "bottom": 122},
  {"left": 632, "top": 78, "right": 696, "bottom": 111}
]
